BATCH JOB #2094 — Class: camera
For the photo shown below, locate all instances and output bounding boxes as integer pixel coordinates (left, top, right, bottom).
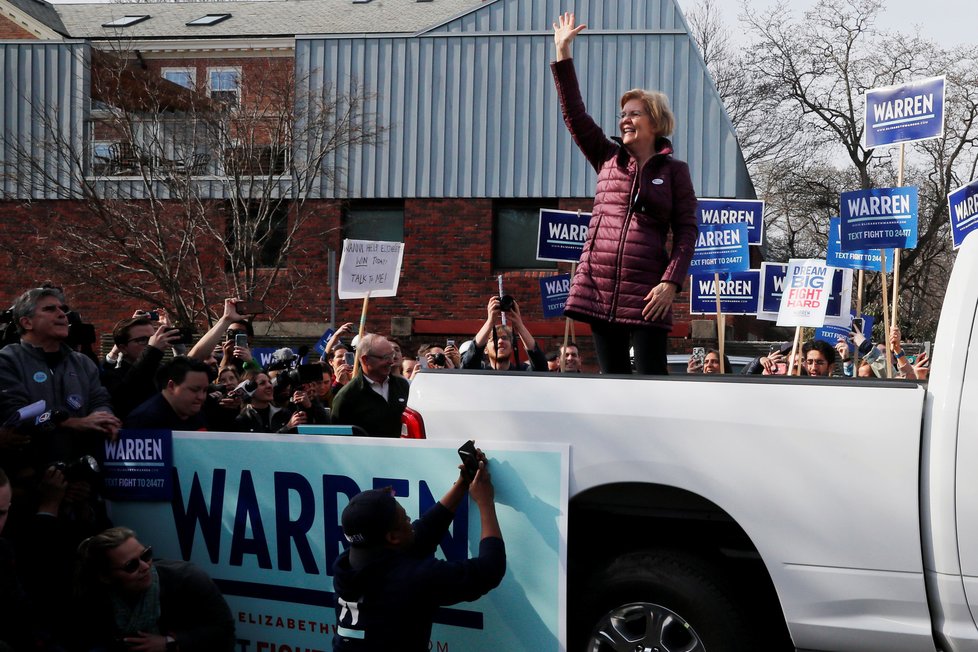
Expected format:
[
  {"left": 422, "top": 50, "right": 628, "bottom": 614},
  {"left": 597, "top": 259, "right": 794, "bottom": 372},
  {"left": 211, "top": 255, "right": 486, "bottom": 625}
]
[
  {"left": 431, "top": 352, "right": 447, "bottom": 366},
  {"left": 65, "top": 310, "right": 97, "bottom": 347},
  {"left": 207, "top": 383, "right": 228, "bottom": 397},
  {"left": 54, "top": 455, "right": 101, "bottom": 484},
  {"left": 231, "top": 379, "right": 258, "bottom": 399},
  {"left": 498, "top": 294, "right": 516, "bottom": 313},
  {"left": 0, "top": 309, "right": 19, "bottom": 350},
  {"left": 275, "top": 364, "right": 324, "bottom": 393}
]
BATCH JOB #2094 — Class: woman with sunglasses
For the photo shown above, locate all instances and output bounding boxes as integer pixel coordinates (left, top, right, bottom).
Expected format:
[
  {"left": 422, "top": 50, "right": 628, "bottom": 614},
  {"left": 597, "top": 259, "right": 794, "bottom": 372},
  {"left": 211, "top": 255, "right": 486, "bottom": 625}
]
[
  {"left": 73, "top": 526, "right": 234, "bottom": 651},
  {"left": 551, "top": 13, "right": 699, "bottom": 375}
]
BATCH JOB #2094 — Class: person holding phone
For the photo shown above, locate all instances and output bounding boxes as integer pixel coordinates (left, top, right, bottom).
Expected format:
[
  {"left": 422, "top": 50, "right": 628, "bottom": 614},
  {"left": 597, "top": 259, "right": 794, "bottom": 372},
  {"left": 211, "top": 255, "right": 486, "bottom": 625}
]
[
  {"left": 232, "top": 370, "right": 326, "bottom": 434},
  {"left": 329, "top": 345, "right": 355, "bottom": 394},
  {"left": 461, "top": 296, "right": 548, "bottom": 371},
  {"left": 332, "top": 447, "right": 504, "bottom": 651},
  {"left": 102, "top": 315, "right": 184, "bottom": 419},
  {"left": 890, "top": 325, "right": 919, "bottom": 380},
  {"left": 744, "top": 343, "right": 794, "bottom": 376},
  {"left": 551, "top": 12, "right": 698, "bottom": 375},
  {"left": 686, "top": 348, "right": 730, "bottom": 374}
]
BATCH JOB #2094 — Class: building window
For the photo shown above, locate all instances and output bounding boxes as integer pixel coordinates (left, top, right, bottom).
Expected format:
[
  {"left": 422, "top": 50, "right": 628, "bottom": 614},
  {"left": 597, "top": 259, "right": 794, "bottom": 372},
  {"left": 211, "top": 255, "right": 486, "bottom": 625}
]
[
  {"left": 208, "top": 67, "right": 240, "bottom": 107},
  {"left": 343, "top": 203, "right": 405, "bottom": 242},
  {"left": 223, "top": 144, "right": 288, "bottom": 176},
  {"left": 91, "top": 141, "right": 114, "bottom": 176},
  {"left": 492, "top": 201, "right": 559, "bottom": 270},
  {"left": 162, "top": 67, "right": 196, "bottom": 90},
  {"left": 101, "top": 15, "right": 149, "bottom": 27},
  {"left": 187, "top": 13, "right": 231, "bottom": 26},
  {"left": 226, "top": 200, "right": 290, "bottom": 269}
]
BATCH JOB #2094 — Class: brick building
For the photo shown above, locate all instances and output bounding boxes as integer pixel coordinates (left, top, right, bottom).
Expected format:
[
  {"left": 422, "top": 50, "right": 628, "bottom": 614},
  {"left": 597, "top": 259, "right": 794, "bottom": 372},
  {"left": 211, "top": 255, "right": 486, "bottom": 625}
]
[{"left": 0, "top": 0, "right": 755, "bottom": 368}]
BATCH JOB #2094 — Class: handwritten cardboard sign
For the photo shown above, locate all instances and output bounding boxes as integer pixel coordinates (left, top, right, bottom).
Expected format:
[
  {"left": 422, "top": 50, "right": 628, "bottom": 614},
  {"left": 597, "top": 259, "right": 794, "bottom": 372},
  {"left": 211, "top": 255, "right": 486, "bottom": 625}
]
[{"left": 337, "top": 239, "right": 404, "bottom": 299}]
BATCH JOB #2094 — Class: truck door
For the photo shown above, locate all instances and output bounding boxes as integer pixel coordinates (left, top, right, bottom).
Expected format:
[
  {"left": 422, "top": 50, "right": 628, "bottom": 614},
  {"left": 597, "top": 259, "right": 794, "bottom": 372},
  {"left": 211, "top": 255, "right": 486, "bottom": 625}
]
[{"left": 955, "top": 313, "right": 978, "bottom": 626}]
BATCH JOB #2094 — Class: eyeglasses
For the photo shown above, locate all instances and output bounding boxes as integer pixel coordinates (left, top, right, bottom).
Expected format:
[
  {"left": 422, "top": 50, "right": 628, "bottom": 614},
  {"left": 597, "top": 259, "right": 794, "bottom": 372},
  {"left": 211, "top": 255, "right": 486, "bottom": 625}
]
[
  {"left": 115, "top": 546, "right": 153, "bottom": 574},
  {"left": 366, "top": 353, "right": 395, "bottom": 362},
  {"left": 127, "top": 336, "right": 151, "bottom": 345},
  {"left": 805, "top": 359, "right": 828, "bottom": 366},
  {"left": 619, "top": 110, "right": 648, "bottom": 120}
]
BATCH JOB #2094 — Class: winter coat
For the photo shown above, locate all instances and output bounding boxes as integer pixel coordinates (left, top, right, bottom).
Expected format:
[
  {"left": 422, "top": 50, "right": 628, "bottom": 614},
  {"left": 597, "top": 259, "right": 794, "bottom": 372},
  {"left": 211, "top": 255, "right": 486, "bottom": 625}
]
[{"left": 551, "top": 58, "right": 698, "bottom": 329}]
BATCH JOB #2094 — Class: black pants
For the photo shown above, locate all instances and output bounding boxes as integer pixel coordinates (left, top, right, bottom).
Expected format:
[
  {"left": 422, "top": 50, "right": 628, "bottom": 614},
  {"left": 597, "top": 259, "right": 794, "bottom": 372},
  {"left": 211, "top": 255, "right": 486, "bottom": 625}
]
[{"left": 591, "top": 321, "right": 668, "bottom": 375}]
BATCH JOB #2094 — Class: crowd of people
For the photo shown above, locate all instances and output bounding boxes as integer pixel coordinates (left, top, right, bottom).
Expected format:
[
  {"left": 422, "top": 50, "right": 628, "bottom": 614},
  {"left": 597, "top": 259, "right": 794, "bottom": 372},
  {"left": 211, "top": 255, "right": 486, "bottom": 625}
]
[
  {"left": 0, "top": 285, "right": 524, "bottom": 650},
  {"left": 0, "top": 262, "right": 934, "bottom": 649}
]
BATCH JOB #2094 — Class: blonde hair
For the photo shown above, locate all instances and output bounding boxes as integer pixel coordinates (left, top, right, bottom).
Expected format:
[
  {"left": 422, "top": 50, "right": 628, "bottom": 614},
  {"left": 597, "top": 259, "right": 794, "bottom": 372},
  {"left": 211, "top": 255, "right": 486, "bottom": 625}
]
[
  {"left": 621, "top": 88, "right": 675, "bottom": 137},
  {"left": 75, "top": 526, "right": 138, "bottom": 592}
]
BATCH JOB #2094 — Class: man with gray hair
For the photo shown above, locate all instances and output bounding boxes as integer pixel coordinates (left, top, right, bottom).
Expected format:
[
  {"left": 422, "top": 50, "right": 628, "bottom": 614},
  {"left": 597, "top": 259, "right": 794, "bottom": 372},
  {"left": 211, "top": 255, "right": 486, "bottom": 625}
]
[
  {"left": 0, "top": 287, "right": 119, "bottom": 468},
  {"left": 331, "top": 333, "right": 410, "bottom": 437}
]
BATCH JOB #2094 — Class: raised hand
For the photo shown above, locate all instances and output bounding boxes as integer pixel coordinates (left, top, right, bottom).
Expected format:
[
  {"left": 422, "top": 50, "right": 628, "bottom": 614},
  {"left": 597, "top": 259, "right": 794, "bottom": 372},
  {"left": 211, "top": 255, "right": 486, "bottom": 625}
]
[{"left": 553, "top": 12, "right": 586, "bottom": 61}]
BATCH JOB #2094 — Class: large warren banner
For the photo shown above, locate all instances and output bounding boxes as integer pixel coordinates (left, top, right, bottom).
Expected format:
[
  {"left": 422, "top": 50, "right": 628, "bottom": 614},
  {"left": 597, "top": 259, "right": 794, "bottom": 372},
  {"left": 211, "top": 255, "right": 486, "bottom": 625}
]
[{"left": 110, "top": 432, "right": 569, "bottom": 652}]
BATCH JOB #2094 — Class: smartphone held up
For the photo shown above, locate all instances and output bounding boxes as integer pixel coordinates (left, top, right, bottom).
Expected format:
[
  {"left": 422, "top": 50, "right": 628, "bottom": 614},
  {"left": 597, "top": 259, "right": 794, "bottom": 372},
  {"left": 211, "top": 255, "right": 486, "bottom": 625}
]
[{"left": 458, "top": 440, "right": 481, "bottom": 481}]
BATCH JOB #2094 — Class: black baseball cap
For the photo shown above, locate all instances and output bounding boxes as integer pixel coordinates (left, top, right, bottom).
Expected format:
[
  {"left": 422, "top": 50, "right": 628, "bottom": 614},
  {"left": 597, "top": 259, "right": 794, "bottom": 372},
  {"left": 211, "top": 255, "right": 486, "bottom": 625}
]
[{"left": 341, "top": 488, "right": 398, "bottom": 549}]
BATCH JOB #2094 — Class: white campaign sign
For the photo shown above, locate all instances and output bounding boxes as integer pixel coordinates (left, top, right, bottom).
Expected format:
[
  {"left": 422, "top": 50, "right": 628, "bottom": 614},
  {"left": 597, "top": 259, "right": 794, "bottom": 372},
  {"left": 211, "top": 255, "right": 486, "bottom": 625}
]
[
  {"left": 776, "top": 259, "right": 833, "bottom": 328},
  {"left": 337, "top": 239, "right": 404, "bottom": 299}
]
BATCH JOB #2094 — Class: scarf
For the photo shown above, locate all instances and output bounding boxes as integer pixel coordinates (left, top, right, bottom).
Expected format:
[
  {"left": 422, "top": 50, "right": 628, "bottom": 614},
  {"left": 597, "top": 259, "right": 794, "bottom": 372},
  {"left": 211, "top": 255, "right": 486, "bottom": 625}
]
[{"left": 110, "top": 565, "right": 161, "bottom": 636}]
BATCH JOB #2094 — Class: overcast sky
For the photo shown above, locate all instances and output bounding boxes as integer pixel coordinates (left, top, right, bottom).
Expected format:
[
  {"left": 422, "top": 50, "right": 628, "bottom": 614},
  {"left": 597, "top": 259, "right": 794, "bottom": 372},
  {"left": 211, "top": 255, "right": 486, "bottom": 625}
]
[{"left": 677, "top": 0, "right": 973, "bottom": 48}]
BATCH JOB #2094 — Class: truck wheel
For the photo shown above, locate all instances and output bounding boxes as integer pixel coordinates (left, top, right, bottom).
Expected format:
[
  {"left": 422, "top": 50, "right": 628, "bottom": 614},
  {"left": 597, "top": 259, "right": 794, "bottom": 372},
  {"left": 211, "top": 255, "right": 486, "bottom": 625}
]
[{"left": 578, "top": 550, "right": 757, "bottom": 652}]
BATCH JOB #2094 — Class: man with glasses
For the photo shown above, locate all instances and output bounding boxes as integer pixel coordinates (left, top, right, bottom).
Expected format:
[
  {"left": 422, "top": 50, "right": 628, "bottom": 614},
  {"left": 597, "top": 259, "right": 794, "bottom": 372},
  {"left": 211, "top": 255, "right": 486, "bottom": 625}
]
[
  {"left": 802, "top": 340, "right": 838, "bottom": 377},
  {"left": 0, "top": 287, "right": 120, "bottom": 469},
  {"left": 331, "top": 333, "right": 410, "bottom": 437},
  {"left": 102, "top": 316, "right": 183, "bottom": 419},
  {"left": 74, "top": 526, "right": 234, "bottom": 651}
]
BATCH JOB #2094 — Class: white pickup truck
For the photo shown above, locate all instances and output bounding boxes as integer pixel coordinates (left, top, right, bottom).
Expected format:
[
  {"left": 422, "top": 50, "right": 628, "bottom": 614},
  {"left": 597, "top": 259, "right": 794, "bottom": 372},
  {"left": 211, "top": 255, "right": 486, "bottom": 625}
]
[{"left": 406, "top": 236, "right": 978, "bottom": 651}]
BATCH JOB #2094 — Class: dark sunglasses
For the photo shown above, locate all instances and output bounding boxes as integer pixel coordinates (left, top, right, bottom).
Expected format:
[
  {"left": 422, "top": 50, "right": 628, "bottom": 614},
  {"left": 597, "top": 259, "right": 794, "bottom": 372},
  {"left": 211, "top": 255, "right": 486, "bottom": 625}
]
[{"left": 116, "top": 546, "right": 153, "bottom": 573}]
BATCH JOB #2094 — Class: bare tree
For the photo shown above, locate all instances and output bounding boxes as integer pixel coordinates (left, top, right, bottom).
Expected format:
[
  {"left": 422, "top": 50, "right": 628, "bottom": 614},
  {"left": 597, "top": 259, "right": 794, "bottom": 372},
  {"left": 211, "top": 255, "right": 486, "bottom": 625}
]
[
  {"left": 1, "top": 46, "right": 385, "bottom": 328},
  {"left": 686, "top": 0, "right": 800, "bottom": 166},
  {"left": 725, "top": 0, "right": 978, "bottom": 338}
]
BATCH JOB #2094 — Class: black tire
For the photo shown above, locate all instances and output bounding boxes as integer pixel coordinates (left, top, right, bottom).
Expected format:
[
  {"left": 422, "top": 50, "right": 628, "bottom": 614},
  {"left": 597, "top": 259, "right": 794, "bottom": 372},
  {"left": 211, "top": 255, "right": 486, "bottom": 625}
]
[{"left": 574, "top": 550, "right": 759, "bottom": 652}]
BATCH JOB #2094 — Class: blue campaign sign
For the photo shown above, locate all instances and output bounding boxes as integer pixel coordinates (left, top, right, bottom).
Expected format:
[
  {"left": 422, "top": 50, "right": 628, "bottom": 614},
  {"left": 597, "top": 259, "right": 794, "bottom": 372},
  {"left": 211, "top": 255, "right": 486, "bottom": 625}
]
[
  {"left": 313, "top": 327, "right": 335, "bottom": 356},
  {"left": 252, "top": 346, "right": 308, "bottom": 368},
  {"left": 816, "top": 313, "right": 875, "bottom": 348},
  {"left": 111, "top": 433, "right": 569, "bottom": 652},
  {"left": 696, "top": 198, "right": 764, "bottom": 246},
  {"left": 758, "top": 262, "right": 849, "bottom": 322},
  {"left": 826, "top": 217, "right": 894, "bottom": 272},
  {"left": 865, "top": 76, "right": 945, "bottom": 148},
  {"left": 539, "top": 273, "right": 571, "bottom": 318},
  {"left": 101, "top": 429, "right": 173, "bottom": 501},
  {"left": 689, "top": 223, "right": 749, "bottom": 274},
  {"left": 948, "top": 179, "right": 978, "bottom": 249},
  {"left": 537, "top": 208, "right": 591, "bottom": 262},
  {"left": 689, "top": 271, "right": 760, "bottom": 315},
  {"left": 840, "top": 187, "right": 918, "bottom": 250}
]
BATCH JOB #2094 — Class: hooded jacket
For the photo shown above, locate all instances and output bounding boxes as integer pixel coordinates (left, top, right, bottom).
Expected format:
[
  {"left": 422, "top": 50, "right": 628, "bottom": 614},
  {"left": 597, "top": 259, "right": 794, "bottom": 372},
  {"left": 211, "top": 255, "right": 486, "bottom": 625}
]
[
  {"left": 551, "top": 58, "right": 699, "bottom": 329},
  {"left": 332, "top": 502, "right": 505, "bottom": 651}
]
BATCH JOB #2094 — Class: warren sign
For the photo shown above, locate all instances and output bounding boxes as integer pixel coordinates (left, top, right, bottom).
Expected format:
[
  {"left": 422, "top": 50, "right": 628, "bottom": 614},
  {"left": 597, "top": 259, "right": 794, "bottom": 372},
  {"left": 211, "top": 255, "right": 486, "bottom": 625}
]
[
  {"left": 110, "top": 433, "right": 569, "bottom": 652},
  {"left": 865, "top": 76, "right": 945, "bottom": 148}
]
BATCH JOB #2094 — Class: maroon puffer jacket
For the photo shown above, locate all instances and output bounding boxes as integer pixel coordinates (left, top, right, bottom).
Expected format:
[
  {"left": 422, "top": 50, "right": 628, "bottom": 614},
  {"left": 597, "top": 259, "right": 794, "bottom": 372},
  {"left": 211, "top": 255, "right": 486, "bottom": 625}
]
[{"left": 552, "top": 58, "right": 698, "bottom": 329}]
